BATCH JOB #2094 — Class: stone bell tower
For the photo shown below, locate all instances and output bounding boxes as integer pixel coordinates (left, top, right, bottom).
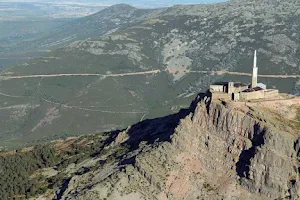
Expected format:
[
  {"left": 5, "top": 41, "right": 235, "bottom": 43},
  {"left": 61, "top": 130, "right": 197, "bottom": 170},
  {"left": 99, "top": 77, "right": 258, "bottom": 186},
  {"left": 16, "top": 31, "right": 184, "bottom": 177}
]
[{"left": 251, "top": 50, "right": 258, "bottom": 88}]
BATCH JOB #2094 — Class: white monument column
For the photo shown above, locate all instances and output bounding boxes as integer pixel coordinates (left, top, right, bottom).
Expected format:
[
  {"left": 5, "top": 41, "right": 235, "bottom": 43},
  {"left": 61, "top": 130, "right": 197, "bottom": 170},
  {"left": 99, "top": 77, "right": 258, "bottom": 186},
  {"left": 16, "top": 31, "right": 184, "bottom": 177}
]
[{"left": 252, "top": 50, "right": 258, "bottom": 88}]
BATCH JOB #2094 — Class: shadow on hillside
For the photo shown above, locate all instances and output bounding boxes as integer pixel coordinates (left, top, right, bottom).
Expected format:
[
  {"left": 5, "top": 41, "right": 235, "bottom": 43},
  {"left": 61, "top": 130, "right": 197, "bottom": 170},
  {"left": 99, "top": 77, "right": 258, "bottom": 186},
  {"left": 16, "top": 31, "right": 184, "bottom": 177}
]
[
  {"left": 99, "top": 90, "right": 211, "bottom": 156},
  {"left": 124, "top": 90, "right": 212, "bottom": 151}
]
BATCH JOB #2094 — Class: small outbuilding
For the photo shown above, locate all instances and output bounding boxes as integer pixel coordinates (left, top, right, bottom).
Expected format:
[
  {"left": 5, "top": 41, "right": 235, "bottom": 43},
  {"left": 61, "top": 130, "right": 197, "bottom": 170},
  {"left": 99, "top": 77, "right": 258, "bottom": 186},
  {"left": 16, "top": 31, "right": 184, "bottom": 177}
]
[{"left": 257, "top": 83, "right": 267, "bottom": 90}]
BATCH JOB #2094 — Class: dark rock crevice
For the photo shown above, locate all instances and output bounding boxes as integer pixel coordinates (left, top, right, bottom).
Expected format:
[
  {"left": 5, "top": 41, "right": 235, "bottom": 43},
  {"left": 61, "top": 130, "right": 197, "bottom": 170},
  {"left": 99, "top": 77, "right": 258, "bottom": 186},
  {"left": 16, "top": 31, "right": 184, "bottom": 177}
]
[
  {"left": 54, "top": 178, "right": 71, "bottom": 200},
  {"left": 236, "top": 123, "right": 266, "bottom": 178}
]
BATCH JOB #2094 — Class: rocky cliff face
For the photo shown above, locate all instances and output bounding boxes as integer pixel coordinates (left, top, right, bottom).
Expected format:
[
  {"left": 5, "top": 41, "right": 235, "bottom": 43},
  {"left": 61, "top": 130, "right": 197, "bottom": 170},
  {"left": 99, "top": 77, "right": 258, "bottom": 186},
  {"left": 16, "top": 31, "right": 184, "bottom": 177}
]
[
  {"left": 187, "top": 100, "right": 299, "bottom": 199},
  {"left": 51, "top": 95, "right": 300, "bottom": 200}
]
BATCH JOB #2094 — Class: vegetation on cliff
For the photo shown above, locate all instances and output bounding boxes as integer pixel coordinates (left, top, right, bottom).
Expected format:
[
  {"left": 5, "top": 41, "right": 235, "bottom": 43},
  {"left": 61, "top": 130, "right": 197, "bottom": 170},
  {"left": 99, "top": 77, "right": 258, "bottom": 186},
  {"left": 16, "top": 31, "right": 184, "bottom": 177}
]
[{"left": 0, "top": 133, "right": 120, "bottom": 199}]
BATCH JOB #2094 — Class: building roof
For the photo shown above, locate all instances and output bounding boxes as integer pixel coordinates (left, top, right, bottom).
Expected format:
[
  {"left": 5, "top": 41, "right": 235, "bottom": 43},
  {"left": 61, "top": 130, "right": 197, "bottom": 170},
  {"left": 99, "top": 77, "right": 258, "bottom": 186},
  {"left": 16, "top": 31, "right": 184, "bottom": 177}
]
[
  {"left": 233, "top": 82, "right": 248, "bottom": 87},
  {"left": 211, "top": 82, "right": 248, "bottom": 87},
  {"left": 211, "top": 82, "right": 227, "bottom": 86},
  {"left": 242, "top": 87, "right": 264, "bottom": 93},
  {"left": 257, "top": 83, "right": 267, "bottom": 89}
]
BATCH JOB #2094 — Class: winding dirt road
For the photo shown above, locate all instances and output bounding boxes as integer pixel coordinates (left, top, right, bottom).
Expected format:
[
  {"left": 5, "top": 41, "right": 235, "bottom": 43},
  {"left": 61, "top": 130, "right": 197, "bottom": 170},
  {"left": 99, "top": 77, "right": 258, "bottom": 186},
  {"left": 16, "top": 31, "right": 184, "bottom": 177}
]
[
  {"left": 0, "top": 90, "right": 147, "bottom": 114},
  {"left": 41, "top": 98, "right": 147, "bottom": 114},
  {"left": 1, "top": 70, "right": 161, "bottom": 79},
  {"left": 0, "top": 69, "right": 299, "bottom": 115},
  {"left": 189, "top": 70, "right": 300, "bottom": 78},
  {"left": 166, "top": 68, "right": 300, "bottom": 78},
  {"left": 1, "top": 69, "right": 300, "bottom": 79},
  {"left": 0, "top": 92, "right": 25, "bottom": 98}
]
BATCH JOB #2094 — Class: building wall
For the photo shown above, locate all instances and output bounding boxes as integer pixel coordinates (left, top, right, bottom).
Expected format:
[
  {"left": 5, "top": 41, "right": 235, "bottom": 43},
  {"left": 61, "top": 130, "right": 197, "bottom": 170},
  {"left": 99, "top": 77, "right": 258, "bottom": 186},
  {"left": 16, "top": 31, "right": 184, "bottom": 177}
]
[
  {"left": 233, "top": 86, "right": 248, "bottom": 93},
  {"left": 264, "top": 89, "right": 279, "bottom": 98},
  {"left": 211, "top": 83, "right": 248, "bottom": 94},
  {"left": 235, "top": 89, "right": 279, "bottom": 101},
  {"left": 239, "top": 90, "right": 265, "bottom": 101},
  {"left": 212, "top": 93, "right": 231, "bottom": 100},
  {"left": 233, "top": 93, "right": 240, "bottom": 101},
  {"left": 210, "top": 85, "right": 224, "bottom": 92},
  {"left": 228, "top": 82, "right": 234, "bottom": 94}
]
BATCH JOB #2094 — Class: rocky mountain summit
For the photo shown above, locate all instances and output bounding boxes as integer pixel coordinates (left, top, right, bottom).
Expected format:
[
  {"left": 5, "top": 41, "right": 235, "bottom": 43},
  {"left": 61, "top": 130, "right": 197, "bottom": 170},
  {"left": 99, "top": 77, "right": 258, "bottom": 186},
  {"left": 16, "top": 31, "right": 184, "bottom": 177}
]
[
  {"left": 2, "top": 92, "right": 299, "bottom": 199},
  {"left": 51, "top": 93, "right": 300, "bottom": 200}
]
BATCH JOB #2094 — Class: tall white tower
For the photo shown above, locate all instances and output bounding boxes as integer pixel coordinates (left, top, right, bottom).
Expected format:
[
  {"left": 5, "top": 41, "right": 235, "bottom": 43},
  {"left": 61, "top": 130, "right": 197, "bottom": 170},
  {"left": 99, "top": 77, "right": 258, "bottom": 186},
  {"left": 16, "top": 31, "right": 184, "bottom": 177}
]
[{"left": 252, "top": 50, "right": 258, "bottom": 88}]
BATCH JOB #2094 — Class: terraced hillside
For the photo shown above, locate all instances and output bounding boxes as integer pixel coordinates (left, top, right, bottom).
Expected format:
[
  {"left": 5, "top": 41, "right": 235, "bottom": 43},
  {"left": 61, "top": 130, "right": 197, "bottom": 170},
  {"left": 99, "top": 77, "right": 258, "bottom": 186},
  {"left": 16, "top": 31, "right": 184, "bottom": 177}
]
[{"left": 1, "top": 0, "right": 300, "bottom": 149}]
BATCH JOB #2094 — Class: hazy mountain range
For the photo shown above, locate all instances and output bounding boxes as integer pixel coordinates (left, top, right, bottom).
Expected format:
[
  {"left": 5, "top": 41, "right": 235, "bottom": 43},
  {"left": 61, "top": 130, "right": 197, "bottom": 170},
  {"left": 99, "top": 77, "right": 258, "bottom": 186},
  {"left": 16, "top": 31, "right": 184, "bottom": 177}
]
[
  {"left": 0, "top": 0, "right": 228, "bottom": 8},
  {"left": 0, "top": 1, "right": 105, "bottom": 19}
]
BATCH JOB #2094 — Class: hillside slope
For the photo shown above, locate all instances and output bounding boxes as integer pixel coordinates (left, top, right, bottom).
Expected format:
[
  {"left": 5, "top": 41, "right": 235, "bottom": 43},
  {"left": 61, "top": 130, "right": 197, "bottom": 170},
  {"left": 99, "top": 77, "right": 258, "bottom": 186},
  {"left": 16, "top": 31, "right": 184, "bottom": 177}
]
[
  {"left": 2, "top": 4, "right": 163, "bottom": 53},
  {"left": 1, "top": 93, "right": 300, "bottom": 199},
  {"left": 1, "top": 0, "right": 300, "bottom": 149},
  {"left": 0, "top": 18, "right": 73, "bottom": 70}
]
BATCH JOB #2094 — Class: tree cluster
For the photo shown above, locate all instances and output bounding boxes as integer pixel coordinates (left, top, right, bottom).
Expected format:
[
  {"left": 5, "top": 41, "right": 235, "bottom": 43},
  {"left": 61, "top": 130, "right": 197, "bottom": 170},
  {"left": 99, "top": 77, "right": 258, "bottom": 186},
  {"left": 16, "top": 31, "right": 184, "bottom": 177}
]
[{"left": 0, "top": 146, "right": 57, "bottom": 199}]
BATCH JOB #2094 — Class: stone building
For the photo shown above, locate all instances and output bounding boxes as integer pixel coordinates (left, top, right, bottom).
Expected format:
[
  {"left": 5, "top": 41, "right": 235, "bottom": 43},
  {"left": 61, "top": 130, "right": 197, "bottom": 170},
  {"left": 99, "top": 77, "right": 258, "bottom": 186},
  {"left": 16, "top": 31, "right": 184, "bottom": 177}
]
[
  {"left": 210, "top": 82, "right": 248, "bottom": 94},
  {"left": 209, "top": 50, "right": 279, "bottom": 101},
  {"left": 233, "top": 87, "right": 279, "bottom": 101}
]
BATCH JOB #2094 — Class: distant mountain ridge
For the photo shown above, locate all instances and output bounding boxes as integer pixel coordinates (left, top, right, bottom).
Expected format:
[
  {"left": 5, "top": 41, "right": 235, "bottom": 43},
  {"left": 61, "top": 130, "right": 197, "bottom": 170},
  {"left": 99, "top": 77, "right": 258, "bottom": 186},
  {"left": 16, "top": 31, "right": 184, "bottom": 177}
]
[{"left": 3, "top": 4, "right": 164, "bottom": 53}]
